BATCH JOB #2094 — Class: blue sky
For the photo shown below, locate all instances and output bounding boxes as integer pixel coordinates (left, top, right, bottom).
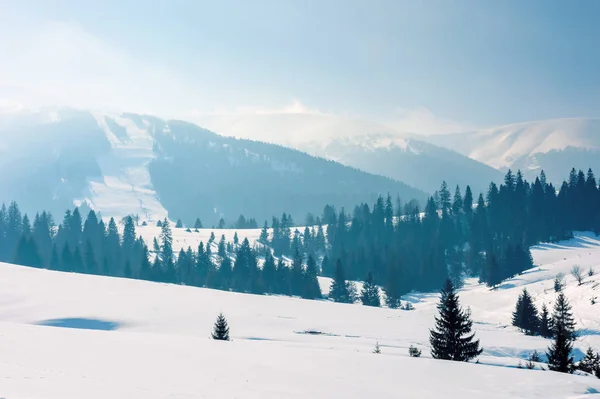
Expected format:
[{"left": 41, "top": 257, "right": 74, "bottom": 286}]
[{"left": 1, "top": 0, "right": 599, "bottom": 132}]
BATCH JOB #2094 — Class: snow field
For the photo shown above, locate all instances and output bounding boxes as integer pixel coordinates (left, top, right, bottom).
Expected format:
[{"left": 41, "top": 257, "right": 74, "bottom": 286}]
[{"left": 0, "top": 232, "right": 600, "bottom": 397}]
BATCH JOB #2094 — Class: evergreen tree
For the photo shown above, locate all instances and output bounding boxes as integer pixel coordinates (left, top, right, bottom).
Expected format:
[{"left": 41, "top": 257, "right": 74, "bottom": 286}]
[
  {"left": 60, "top": 242, "right": 73, "bottom": 272},
  {"left": 160, "top": 218, "right": 175, "bottom": 282},
  {"left": 194, "top": 218, "right": 203, "bottom": 229},
  {"left": 124, "top": 260, "right": 132, "bottom": 278},
  {"left": 122, "top": 216, "right": 137, "bottom": 261},
  {"left": 262, "top": 249, "right": 276, "bottom": 293},
  {"left": 218, "top": 235, "right": 227, "bottom": 257},
  {"left": 430, "top": 279, "right": 482, "bottom": 361},
  {"left": 463, "top": 185, "right": 474, "bottom": 216},
  {"left": 176, "top": 219, "right": 183, "bottom": 228},
  {"left": 360, "top": 271, "right": 380, "bottom": 307},
  {"left": 259, "top": 221, "right": 269, "bottom": 244},
  {"left": 139, "top": 244, "right": 152, "bottom": 280},
  {"left": 577, "top": 347, "right": 600, "bottom": 374},
  {"left": 538, "top": 303, "right": 553, "bottom": 338},
  {"left": 384, "top": 263, "right": 403, "bottom": 309},
  {"left": 320, "top": 255, "right": 333, "bottom": 277},
  {"left": 303, "top": 254, "right": 322, "bottom": 299},
  {"left": 512, "top": 288, "right": 539, "bottom": 335},
  {"left": 329, "top": 259, "right": 352, "bottom": 303},
  {"left": 547, "top": 293, "right": 576, "bottom": 373},
  {"left": 290, "top": 248, "right": 304, "bottom": 296},
  {"left": 218, "top": 255, "right": 233, "bottom": 289},
  {"left": 50, "top": 244, "right": 60, "bottom": 270},
  {"left": 211, "top": 313, "right": 230, "bottom": 341},
  {"left": 83, "top": 240, "right": 97, "bottom": 274}
]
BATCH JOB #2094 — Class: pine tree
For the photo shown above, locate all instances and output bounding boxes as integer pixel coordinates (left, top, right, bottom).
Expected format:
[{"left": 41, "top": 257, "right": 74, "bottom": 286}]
[
  {"left": 83, "top": 240, "right": 97, "bottom": 274},
  {"left": 259, "top": 221, "right": 269, "bottom": 244},
  {"left": 262, "top": 250, "right": 276, "bottom": 293},
  {"left": 176, "top": 219, "right": 183, "bottom": 228},
  {"left": 139, "top": 244, "right": 152, "bottom": 280},
  {"left": 303, "top": 254, "right": 322, "bottom": 299},
  {"left": 233, "top": 232, "right": 239, "bottom": 245},
  {"left": 577, "top": 347, "right": 600, "bottom": 374},
  {"left": 361, "top": 271, "right": 380, "bottom": 307},
  {"left": 329, "top": 259, "right": 352, "bottom": 303},
  {"left": 290, "top": 249, "right": 304, "bottom": 296},
  {"left": 211, "top": 313, "right": 230, "bottom": 341},
  {"left": 218, "top": 235, "right": 227, "bottom": 257},
  {"left": 50, "top": 244, "right": 60, "bottom": 270},
  {"left": 430, "top": 279, "right": 482, "bottom": 361},
  {"left": 547, "top": 293, "right": 576, "bottom": 373},
  {"left": 194, "top": 218, "right": 203, "bottom": 229},
  {"left": 384, "top": 263, "right": 403, "bottom": 309},
  {"left": 538, "top": 303, "right": 553, "bottom": 338},
  {"left": 512, "top": 288, "right": 539, "bottom": 335}
]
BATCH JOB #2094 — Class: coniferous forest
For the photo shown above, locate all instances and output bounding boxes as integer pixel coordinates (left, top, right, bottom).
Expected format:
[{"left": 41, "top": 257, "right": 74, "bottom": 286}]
[{"left": 0, "top": 167, "right": 599, "bottom": 305}]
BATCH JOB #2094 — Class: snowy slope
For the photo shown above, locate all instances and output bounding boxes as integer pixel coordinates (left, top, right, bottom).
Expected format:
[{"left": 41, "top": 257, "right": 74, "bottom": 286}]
[
  {"left": 0, "top": 108, "right": 426, "bottom": 225},
  {"left": 194, "top": 113, "right": 503, "bottom": 194},
  {"left": 2, "top": 230, "right": 599, "bottom": 397},
  {"left": 79, "top": 113, "right": 168, "bottom": 222},
  {"left": 426, "top": 118, "right": 600, "bottom": 182}
]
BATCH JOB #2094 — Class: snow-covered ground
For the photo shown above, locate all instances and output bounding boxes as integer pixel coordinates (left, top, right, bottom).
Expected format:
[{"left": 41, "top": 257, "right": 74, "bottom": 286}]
[{"left": 1, "top": 233, "right": 600, "bottom": 398}]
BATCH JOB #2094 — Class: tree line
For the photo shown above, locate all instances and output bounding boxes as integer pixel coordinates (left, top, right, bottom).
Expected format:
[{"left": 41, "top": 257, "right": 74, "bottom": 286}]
[{"left": 317, "top": 168, "right": 600, "bottom": 306}]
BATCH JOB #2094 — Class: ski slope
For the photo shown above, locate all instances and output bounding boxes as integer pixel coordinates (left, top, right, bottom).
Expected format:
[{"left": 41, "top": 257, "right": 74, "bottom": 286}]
[{"left": 0, "top": 233, "right": 600, "bottom": 398}]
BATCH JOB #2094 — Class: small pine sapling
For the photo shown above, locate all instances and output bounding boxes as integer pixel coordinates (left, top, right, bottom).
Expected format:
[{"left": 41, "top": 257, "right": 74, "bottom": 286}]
[
  {"left": 409, "top": 345, "right": 422, "bottom": 358},
  {"left": 211, "top": 313, "right": 230, "bottom": 341},
  {"left": 373, "top": 340, "right": 381, "bottom": 354},
  {"left": 554, "top": 273, "right": 565, "bottom": 292}
]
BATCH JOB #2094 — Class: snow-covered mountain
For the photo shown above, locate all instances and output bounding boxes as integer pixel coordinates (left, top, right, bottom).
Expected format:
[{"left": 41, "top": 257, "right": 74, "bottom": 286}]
[
  {"left": 195, "top": 113, "right": 503, "bottom": 194},
  {"left": 426, "top": 118, "right": 600, "bottom": 183},
  {"left": 0, "top": 108, "right": 426, "bottom": 224}
]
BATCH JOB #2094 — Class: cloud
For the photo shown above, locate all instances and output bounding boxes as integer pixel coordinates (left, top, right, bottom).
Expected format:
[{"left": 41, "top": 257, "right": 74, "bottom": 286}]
[
  {"left": 0, "top": 21, "right": 186, "bottom": 115},
  {"left": 384, "top": 107, "right": 477, "bottom": 135},
  {"left": 187, "top": 99, "right": 328, "bottom": 118}
]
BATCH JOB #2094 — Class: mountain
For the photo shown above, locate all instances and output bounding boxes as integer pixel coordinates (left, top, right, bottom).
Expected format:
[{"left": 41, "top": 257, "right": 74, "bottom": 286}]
[
  {"left": 0, "top": 108, "right": 426, "bottom": 225},
  {"left": 194, "top": 113, "right": 503, "bottom": 195},
  {"left": 426, "top": 118, "right": 600, "bottom": 183}
]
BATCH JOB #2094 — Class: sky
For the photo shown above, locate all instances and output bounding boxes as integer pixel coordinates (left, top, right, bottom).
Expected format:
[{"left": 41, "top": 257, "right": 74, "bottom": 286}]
[{"left": 1, "top": 0, "right": 600, "bottom": 134}]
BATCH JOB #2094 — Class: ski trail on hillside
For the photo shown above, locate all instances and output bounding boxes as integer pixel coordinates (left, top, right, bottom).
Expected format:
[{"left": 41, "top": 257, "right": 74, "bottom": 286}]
[{"left": 76, "top": 114, "right": 168, "bottom": 222}]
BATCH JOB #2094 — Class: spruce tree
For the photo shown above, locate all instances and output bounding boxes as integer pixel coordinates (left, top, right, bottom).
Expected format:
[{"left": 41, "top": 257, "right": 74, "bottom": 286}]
[
  {"left": 211, "top": 313, "right": 230, "bottom": 341},
  {"left": 360, "top": 271, "right": 381, "bottom": 307},
  {"left": 303, "top": 254, "right": 322, "bottom": 299},
  {"left": 430, "top": 279, "right": 482, "bottom": 361},
  {"left": 538, "top": 303, "right": 553, "bottom": 338},
  {"left": 139, "top": 244, "right": 152, "bottom": 280},
  {"left": 176, "top": 219, "right": 183, "bottom": 228},
  {"left": 512, "top": 288, "right": 539, "bottom": 335},
  {"left": 218, "top": 235, "right": 227, "bottom": 257},
  {"left": 577, "top": 347, "right": 600, "bottom": 374},
  {"left": 547, "top": 293, "right": 576, "bottom": 373},
  {"left": 291, "top": 249, "right": 304, "bottom": 296},
  {"left": 329, "top": 259, "right": 352, "bottom": 303},
  {"left": 259, "top": 221, "right": 269, "bottom": 244},
  {"left": 194, "top": 218, "right": 203, "bottom": 229},
  {"left": 384, "top": 264, "right": 403, "bottom": 309},
  {"left": 260, "top": 250, "right": 275, "bottom": 293}
]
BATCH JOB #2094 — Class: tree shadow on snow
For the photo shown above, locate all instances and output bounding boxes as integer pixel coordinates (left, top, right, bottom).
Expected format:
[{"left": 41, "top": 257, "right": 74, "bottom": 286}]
[{"left": 35, "top": 318, "right": 121, "bottom": 331}]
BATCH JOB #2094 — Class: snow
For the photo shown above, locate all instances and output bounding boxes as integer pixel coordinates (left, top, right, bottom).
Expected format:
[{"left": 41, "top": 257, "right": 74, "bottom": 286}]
[
  {"left": 1, "top": 232, "right": 600, "bottom": 397},
  {"left": 427, "top": 118, "right": 600, "bottom": 170},
  {"left": 79, "top": 114, "right": 168, "bottom": 222}
]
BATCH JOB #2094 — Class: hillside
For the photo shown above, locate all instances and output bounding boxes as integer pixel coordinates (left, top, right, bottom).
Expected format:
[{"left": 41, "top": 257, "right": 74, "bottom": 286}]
[
  {"left": 426, "top": 118, "right": 600, "bottom": 182},
  {"left": 195, "top": 113, "right": 503, "bottom": 195},
  {"left": 0, "top": 108, "right": 426, "bottom": 225},
  {"left": 0, "top": 232, "right": 600, "bottom": 398}
]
